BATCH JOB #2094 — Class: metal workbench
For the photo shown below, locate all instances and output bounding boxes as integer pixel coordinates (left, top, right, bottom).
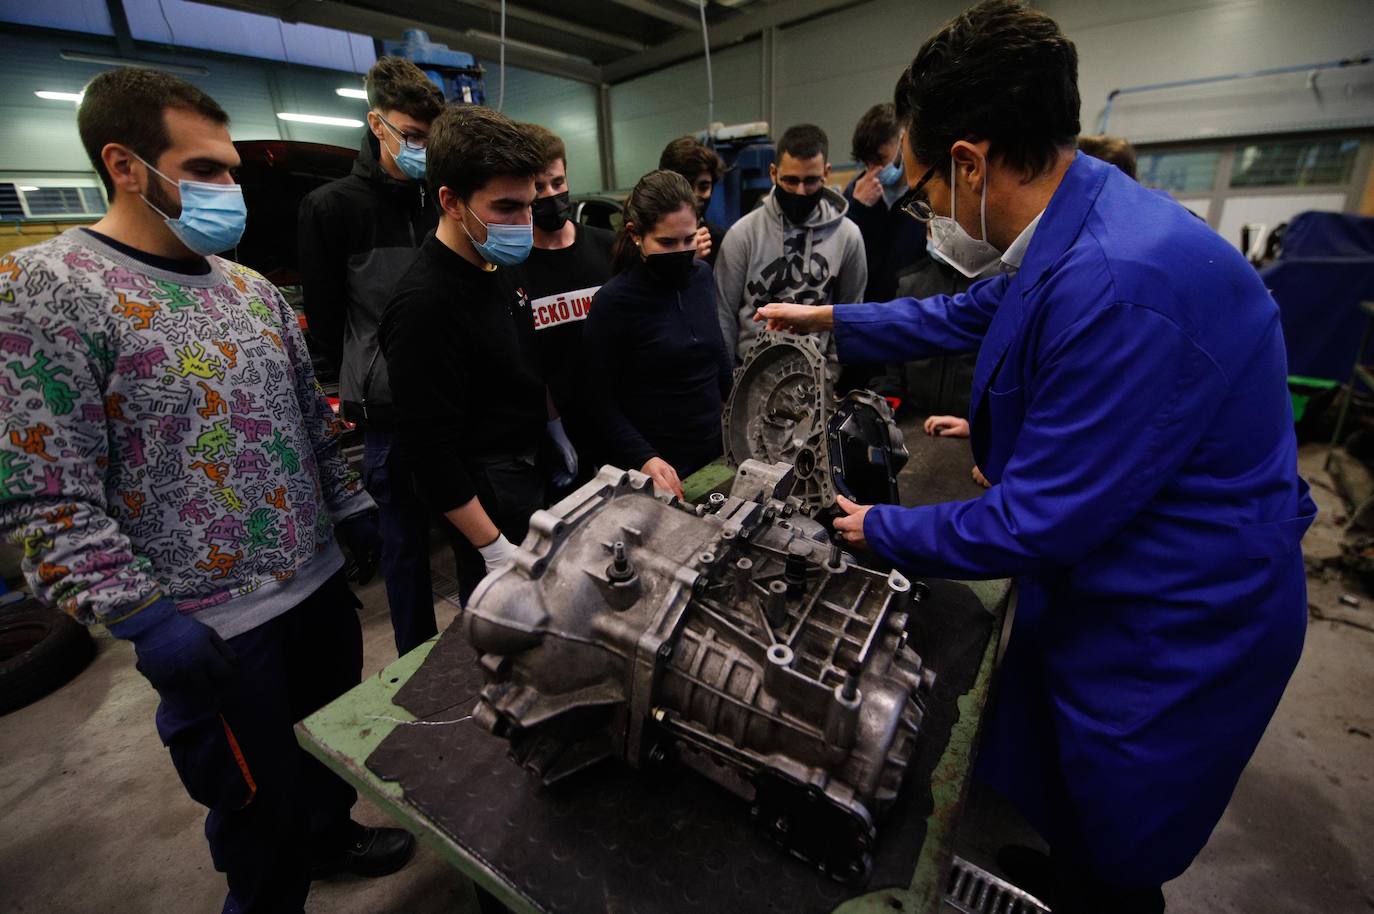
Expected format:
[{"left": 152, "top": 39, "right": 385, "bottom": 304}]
[{"left": 297, "top": 432, "right": 1012, "bottom": 914}]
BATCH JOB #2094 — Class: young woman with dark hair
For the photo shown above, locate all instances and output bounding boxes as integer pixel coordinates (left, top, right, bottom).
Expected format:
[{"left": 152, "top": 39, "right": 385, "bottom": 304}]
[{"left": 581, "top": 170, "right": 733, "bottom": 498}]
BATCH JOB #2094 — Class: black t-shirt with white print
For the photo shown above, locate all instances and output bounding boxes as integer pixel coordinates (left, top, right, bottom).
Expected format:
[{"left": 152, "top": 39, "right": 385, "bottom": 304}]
[{"left": 515, "top": 223, "right": 615, "bottom": 455}]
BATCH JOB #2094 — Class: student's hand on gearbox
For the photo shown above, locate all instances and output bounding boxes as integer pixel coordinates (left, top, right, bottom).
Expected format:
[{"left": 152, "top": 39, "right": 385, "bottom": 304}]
[
  {"left": 753, "top": 303, "right": 835, "bottom": 334},
  {"left": 477, "top": 533, "right": 518, "bottom": 575},
  {"left": 833, "top": 495, "right": 872, "bottom": 549},
  {"left": 641, "top": 457, "right": 685, "bottom": 500},
  {"left": 852, "top": 165, "right": 884, "bottom": 207},
  {"left": 694, "top": 225, "right": 713, "bottom": 261}
]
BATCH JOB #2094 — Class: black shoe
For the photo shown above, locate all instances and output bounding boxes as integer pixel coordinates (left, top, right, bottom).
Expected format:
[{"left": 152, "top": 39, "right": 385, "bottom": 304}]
[
  {"left": 312, "top": 822, "right": 416, "bottom": 879},
  {"left": 995, "top": 844, "right": 1054, "bottom": 905}
]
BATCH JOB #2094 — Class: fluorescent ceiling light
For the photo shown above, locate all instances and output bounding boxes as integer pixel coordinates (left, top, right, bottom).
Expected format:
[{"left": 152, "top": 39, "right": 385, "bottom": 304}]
[
  {"left": 277, "top": 113, "right": 364, "bottom": 128},
  {"left": 336, "top": 88, "right": 369, "bottom": 99},
  {"left": 19, "top": 186, "right": 40, "bottom": 192},
  {"left": 35, "top": 91, "right": 84, "bottom": 102}
]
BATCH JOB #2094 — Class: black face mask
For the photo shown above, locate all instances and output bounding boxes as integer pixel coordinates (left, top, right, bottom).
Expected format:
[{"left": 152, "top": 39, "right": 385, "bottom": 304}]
[
  {"left": 642, "top": 249, "right": 696, "bottom": 288},
  {"left": 532, "top": 191, "right": 573, "bottom": 232},
  {"left": 775, "top": 186, "right": 822, "bottom": 225}
]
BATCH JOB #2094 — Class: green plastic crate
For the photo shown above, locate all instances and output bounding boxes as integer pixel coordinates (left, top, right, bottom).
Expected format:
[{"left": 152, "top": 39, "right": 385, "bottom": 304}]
[{"left": 1288, "top": 375, "right": 1338, "bottom": 423}]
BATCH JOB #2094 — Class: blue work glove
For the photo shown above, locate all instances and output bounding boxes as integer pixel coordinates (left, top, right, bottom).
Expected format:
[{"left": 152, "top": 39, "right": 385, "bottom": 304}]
[
  {"left": 107, "top": 596, "right": 237, "bottom": 694},
  {"left": 548, "top": 418, "right": 579, "bottom": 488},
  {"left": 337, "top": 510, "right": 381, "bottom": 586}
]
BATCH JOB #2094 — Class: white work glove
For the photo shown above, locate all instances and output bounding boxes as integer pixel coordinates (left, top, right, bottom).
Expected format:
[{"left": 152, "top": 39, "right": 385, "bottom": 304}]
[
  {"left": 477, "top": 533, "right": 518, "bottom": 575},
  {"left": 548, "top": 418, "right": 579, "bottom": 487}
]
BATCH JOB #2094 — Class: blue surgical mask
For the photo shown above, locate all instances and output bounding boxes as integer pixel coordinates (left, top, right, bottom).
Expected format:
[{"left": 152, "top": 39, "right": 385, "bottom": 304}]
[
  {"left": 394, "top": 144, "right": 426, "bottom": 181},
  {"left": 381, "top": 122, "right": 427, "bottom": 181},
  {"left": 134, "top": 152, "right": 246, "bottom": 256},
  {"left": 878, "top": 160, "right": 904, "bottom": 187},
  {"left": 461, "top": 210, "right": 533, "bottom": 267}
]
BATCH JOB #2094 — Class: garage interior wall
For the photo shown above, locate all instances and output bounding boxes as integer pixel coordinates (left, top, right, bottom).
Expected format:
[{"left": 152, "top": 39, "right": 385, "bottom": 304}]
[
  {"left": 4, "top": 0, "right": 1373, "bottom": 199},
  {"left": 608, "top": 39, "right": 764, "bottom": 191},
  {"left": 482, "top": 62, "right": 603, "bottom": 190},
  {"left": 1045, "top": 0, "right": 1374, "bottom": 142},
  {"left": 604, "top": 0, "right": 1374, "bottom": 186}
]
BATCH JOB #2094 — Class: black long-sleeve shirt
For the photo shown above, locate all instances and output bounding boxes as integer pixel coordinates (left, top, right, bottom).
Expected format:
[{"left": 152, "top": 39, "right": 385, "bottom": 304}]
[
  {"left": 379, "top": 234, "right": 546, "bottom": 511},
  {"left": 581, "top": 259, "right": 733, "bottom": 477}
]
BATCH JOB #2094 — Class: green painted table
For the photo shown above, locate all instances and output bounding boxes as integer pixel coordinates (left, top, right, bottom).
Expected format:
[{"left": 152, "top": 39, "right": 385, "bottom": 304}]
[{"left": 299, "top": 435, "right": 1011, "bottom": 914}]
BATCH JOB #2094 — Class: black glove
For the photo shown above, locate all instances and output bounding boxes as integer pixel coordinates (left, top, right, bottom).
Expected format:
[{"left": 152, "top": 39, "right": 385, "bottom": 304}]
[
  {"left": 337, "top": 510, "right": 382, "bottom": 586},
  {"left": 107, "top": 597, "right": 237, "bottom": 693}
]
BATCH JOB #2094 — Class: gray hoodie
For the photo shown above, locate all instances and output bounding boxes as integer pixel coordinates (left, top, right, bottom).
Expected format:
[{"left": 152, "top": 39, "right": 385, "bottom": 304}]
[{"left": 714, "top": 185, "right": 868, "bottom": 364}]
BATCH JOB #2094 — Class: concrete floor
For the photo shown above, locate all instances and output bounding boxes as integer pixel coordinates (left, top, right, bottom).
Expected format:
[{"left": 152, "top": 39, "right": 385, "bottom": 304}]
[{"left": 1, "top": 443, "right": 1372, "bottom": 913}]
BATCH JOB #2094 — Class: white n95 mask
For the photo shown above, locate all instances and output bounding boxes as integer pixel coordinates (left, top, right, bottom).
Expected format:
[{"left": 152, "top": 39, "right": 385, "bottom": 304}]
[{"left": 928, "top": 155, "right": 1002, "bottom": 279}]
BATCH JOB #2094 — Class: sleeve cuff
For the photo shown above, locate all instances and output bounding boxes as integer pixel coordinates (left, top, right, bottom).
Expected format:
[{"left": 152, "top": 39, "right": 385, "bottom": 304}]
[
  {"left": 330, "top": 490, "right": 377, "bottom": 521},
  {"left": 864, "top": 503, "right": 906, "bottom": 569},
  {"left": 419, "top": 466, "right": 477, "bottom": 515}
]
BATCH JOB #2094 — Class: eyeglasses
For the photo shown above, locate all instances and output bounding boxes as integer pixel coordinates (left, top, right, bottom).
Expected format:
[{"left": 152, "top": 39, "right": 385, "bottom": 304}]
[
  {"left": 376, "top": 112, "right": 428, "bottom": 151},
  {"left": 898, "top": 166, "right": 939, "bottom": 223},
  {"left": 777, "top": 174, "right": 826, "bottom": 191}
]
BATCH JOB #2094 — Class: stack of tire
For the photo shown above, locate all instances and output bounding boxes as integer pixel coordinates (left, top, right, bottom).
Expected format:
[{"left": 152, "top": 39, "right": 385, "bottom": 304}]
[{"left": 0, "top": 594, "right": 96, "bottom": 715}]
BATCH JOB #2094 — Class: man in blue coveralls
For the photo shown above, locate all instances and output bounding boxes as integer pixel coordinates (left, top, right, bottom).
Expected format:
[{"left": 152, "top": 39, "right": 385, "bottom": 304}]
[{"left": 757, "top": 2, "right": 1314, "bottom": 911}]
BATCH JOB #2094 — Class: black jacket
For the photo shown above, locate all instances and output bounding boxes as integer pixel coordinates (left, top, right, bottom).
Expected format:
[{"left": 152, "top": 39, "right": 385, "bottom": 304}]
[
  {"left": 298, "top": 131, "right": 437, "bottom": 424},
  {"left": 581, "top": 260, "right": 733, "bottom": 477}
]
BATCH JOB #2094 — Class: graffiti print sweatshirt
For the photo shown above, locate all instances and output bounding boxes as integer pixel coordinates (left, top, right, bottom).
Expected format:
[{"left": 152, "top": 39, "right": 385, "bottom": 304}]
[{"left": 0, "top": 229, "right": 374, "bottom": 639}]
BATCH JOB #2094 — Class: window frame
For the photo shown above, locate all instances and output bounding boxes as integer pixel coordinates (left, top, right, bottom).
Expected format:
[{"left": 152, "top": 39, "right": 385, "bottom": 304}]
[
  {"left": 1134, "top": 129, "right": 1374, "bottom": 230},
  {"left": 0, "top": 176, "right": 109, "bottom": 222}
]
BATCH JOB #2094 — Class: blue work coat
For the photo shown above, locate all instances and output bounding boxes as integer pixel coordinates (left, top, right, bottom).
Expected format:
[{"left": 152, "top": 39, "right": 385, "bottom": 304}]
[{"left": 835, "top": 153, "right": 1314, "bottom": 887}]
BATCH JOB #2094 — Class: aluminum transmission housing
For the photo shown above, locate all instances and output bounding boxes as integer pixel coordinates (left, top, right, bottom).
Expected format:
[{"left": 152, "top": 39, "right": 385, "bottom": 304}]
[
  {"left": 467, "top": 460, "right": 935, "bottom": 883},
  {"left": 723, "top": 332, "right": 910, "bottom": 516}
]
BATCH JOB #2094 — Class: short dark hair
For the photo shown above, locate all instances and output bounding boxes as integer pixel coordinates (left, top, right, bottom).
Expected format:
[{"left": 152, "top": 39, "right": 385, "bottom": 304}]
[
  {"left": 365, "top": 57, "right": 444, "bottom": 122},
  {"left": 1077, "top": 134, "right": 1137, "bottom": 179},
  {"left": 896, "top": 0, "right": 1079, "bottom": 179},
  {"left": 522, "top": 123, "right": 567, "bottom": 171},
  {"left": 427, "top": 105, "right": 543, "bottom": 202},
  {"left": 851, "top": 103, "right": 900, "bottom": 165},
  {"left": 611, "top": 169, "right": 697, "bottom": 274},
  {"left": 777, "top": 124, "right": 828, "bottom": 163},
  {"left": 658, "top": 136, "right": 722, "bottom": 183},
  {"left": 77, "top": 68, "right": 229, "bottom": 196}
]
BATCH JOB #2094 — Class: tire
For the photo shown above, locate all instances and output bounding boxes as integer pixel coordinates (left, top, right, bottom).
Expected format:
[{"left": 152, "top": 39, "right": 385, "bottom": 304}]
[{"left": 0, "top": 598, "right": 97, "bottom": 715}]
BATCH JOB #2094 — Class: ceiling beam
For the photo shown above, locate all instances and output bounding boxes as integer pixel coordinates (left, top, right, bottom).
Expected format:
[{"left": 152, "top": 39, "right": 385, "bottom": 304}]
[
  {"left": 603, "top": 0, "right": 867, "bottom": 83},
  {"left": 457, "top": 0, "right": 645, "bottom": 53},
  {"left": 212, "top": 0, "right": 603, "bottom": 83},
  {"left": 605, "top": 0, "right": 701, "bottom": 31}
]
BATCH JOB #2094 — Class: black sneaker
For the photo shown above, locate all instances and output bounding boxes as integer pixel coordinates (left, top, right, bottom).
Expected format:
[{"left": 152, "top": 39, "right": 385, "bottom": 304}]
[{"left": 312, "top": 821, "right": 416, "bottom": 879}]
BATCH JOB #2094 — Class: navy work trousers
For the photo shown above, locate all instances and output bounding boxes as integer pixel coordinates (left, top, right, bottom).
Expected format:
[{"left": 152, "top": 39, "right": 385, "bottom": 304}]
[
  {"left": 363, "top": 426, "right": 439, "bottom": 655},
  {"left": 154, "top": 573, "right": 364, "bottom": 914}
]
